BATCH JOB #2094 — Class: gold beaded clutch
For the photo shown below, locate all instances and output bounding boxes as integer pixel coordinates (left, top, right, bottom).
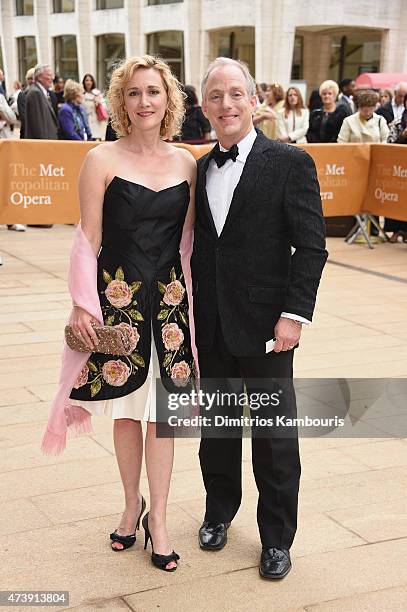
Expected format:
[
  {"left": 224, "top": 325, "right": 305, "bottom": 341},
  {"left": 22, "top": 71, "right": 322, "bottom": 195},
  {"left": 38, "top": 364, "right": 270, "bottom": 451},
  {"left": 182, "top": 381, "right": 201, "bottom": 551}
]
[{"left": 64, "top": 324, "right": 134, "bottom": 355}]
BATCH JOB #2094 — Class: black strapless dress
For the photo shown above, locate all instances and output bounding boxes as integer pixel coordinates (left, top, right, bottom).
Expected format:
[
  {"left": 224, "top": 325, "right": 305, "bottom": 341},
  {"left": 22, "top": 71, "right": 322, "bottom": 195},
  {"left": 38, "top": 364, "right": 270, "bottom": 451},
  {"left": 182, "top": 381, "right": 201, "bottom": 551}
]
[{"left": 69, "top": 176, "right": 195, "bottom": 418}]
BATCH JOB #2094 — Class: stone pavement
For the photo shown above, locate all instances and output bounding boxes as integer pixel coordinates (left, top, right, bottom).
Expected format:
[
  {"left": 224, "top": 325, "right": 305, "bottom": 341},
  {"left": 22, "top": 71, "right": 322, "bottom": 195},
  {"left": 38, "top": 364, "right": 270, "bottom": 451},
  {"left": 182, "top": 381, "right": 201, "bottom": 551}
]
[{"left": 0, "top": 225, "right": 406, "bottom": 612}]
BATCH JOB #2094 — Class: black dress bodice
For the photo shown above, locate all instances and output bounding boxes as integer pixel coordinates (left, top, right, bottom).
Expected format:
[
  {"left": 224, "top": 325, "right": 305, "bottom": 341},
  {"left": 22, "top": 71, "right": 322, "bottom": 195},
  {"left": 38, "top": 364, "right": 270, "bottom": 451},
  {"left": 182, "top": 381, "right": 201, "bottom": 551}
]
[{"left": 70, "top": 176, "right": 194, "bottom": 402}]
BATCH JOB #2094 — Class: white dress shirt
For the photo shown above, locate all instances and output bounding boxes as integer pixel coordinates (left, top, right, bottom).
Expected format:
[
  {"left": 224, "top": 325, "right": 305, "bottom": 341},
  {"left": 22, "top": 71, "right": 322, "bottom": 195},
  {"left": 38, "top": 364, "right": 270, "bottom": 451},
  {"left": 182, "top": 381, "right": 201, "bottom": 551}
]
[
  {"left": 206, "top": 127, "right": 310, "bottom": 325},
  {"left": 36, "top": 81, "right": 50, "bottom": 99},
  {"left": 391, "top": 99, "right": 405, "bottom": 123}
]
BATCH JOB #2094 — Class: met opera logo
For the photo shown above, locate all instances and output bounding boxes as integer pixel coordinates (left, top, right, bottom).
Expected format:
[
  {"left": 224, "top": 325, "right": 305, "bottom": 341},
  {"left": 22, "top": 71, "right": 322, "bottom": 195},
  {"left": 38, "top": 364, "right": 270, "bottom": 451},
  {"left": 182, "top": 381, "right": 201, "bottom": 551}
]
[{"left": 9, "top": 163, "right": 68, "bottom": 208}]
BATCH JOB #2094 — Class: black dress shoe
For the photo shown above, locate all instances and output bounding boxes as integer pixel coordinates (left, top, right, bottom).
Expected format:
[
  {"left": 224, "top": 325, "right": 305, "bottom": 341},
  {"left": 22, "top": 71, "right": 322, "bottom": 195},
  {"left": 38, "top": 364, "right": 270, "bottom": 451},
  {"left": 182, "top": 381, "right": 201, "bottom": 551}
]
[
  {"left": 198, "top": 521, "right": 230, "bottom": 550},
  {"left": 259, "top": 547, "right": 291, "bottom": 579}
]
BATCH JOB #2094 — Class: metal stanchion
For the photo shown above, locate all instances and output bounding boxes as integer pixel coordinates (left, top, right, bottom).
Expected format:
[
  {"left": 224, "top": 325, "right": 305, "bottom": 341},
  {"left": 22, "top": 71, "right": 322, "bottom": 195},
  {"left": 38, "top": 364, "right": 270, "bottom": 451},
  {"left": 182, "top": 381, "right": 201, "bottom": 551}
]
[{"left": 345, "top": 214, "right": 388, "bottom": 249}]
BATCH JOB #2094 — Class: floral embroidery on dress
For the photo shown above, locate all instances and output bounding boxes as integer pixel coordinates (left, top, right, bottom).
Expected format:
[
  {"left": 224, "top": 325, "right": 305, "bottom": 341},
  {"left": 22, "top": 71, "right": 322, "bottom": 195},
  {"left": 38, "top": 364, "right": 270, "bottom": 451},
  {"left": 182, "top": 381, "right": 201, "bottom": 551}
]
[
  {"left": 157, "top": 267, "right": 194, "bottom": 387},
  {"left": 73, "top": 266, "right": 145, "bottom": 397}
]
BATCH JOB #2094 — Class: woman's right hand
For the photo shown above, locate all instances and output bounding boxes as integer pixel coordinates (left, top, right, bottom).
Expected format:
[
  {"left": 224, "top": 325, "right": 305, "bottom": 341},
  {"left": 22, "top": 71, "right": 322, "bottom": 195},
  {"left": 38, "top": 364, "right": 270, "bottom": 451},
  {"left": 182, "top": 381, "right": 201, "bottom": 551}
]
[{"left": 71, "top": 306, "right": 99, "bottom": 351}]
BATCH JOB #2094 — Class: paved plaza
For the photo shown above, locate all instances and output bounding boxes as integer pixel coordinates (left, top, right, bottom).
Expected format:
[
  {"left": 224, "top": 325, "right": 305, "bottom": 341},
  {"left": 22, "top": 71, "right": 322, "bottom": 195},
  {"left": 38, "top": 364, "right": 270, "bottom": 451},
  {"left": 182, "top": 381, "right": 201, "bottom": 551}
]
[{"left": 0, "top": 225, "right": 406, "bottom": 611}]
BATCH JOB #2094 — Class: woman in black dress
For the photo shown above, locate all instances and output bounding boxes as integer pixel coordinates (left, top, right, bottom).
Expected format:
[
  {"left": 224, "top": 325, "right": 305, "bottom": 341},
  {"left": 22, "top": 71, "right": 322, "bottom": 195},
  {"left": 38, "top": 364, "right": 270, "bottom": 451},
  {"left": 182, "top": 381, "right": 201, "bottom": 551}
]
[
  {"left": 307, "top": 79, "right": 349, "bottom": 143},
  {"left": 69, "top": 55, "right": 197, "bottom": 571}
]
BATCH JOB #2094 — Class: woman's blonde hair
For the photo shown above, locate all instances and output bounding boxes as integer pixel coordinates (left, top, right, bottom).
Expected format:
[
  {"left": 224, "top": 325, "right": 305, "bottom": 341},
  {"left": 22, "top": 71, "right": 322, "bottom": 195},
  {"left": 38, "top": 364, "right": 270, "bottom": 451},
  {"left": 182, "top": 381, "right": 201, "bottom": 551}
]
[
  {"left": 319, "top": 80, "right": 339, "bottom": 98},
  {"left": 107, "top": 55, "right": 185, "bottom": 140},
  {"left": 64, "top": 79, "right": 83, "bottom": 102}
]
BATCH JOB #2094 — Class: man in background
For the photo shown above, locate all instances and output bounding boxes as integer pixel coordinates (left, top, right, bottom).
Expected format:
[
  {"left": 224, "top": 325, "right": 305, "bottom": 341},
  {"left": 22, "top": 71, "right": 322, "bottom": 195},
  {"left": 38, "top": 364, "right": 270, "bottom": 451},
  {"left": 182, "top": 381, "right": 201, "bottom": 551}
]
[
  {"left": 17, "top": 67, "right": 35, "bottom": 139},
  {"left": 25, "top": 64, "right": 58, "bottom": 228},
  {"left": 376, "top": 81, "right": 407, "bottom": 124},
  {"left": 337, "top": 78, "right": 356, "bottom": 114}
]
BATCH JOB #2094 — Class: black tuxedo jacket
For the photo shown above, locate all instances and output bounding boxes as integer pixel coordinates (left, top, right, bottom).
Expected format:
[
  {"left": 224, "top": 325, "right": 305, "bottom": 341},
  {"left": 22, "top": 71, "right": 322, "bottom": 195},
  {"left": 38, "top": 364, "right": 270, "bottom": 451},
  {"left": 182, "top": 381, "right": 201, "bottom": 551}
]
[
  {"left": 191, "top": 130, "right": 328, "bottom": 357},
  {"left": 25, "top": 83, "right": 59, "bottom": 139}
]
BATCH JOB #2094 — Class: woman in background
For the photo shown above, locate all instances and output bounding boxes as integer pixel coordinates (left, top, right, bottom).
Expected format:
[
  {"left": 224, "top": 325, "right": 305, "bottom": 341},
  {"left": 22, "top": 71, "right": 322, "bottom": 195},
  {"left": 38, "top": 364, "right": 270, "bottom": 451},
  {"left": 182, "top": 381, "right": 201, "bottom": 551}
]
[
  {"left": 59, "top": 79, "right": 93, "bottom": 140},
  {"left": 82, "top": 73, "right": 107, "bottom": 140},
  {"left": 308, "top": 89, "right": 322, "bottom": 112},
  {"left": 307, "top": 80, "right": 348, "bottom": 142},
  {"left": 379, "top": 88, "right": 393, "bottom": 108},
  {"left": 277, "top": 86, "right": 309, "bottom": 144},
  {"left": 253, "top": 83, "right": 285, "bottom": 140},
  {"left": 337, "top": 90, "right": 389, "bottom": 143}
]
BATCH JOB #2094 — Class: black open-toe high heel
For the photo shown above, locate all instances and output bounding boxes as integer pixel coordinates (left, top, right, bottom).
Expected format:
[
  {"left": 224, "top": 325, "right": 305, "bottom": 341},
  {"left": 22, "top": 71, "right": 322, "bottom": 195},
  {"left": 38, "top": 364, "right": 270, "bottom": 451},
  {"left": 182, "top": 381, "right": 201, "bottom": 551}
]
[
  {"left": 110, "top": 495, "right": 146, "bottom": 551},
  {"left": 142, "top": 511, "right": 180, "bottom": 571}
]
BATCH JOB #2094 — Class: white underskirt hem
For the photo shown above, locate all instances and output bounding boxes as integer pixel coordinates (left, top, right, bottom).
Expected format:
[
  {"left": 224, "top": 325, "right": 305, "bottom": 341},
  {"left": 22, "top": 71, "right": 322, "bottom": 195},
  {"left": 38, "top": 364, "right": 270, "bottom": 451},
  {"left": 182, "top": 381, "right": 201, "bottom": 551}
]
[{"left": 70, "top": 332, "right": 159, "bottom": 422}]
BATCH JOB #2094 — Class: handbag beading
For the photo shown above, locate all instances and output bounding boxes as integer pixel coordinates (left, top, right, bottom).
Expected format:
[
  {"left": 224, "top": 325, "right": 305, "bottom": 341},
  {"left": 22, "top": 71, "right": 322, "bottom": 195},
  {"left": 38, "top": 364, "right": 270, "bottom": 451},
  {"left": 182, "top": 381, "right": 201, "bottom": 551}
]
[{"left": 64, "top": 323, "right": 134, "bottom": 356}]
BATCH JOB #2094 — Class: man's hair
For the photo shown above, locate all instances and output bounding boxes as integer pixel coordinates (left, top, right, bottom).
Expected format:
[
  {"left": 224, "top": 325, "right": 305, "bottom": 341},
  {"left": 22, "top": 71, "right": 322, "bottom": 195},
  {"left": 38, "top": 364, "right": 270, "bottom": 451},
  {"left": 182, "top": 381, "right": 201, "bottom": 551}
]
[
  {"left": 339, "top": 78, "right": 353, "bottom": 91},
  {"left": 25, "top": 67, "right": 35, "bottom": 81},
  {"left": 34, "top": 64, "right": 51, "bottom": 80},
  {"left": 201, "top": 57, "right": 256, "bottom": 100},
  {"left": 394, "top": 81, "right": 407, "bottom": 92}
]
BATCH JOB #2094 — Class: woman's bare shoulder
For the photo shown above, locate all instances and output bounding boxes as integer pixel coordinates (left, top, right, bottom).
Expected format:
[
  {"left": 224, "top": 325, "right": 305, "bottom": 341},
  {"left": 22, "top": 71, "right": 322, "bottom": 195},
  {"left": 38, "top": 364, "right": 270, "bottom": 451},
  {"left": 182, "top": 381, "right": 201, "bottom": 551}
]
[
  {"left": 172, "top": 144, "right": 197, "bottom": 169},
  {"left": 87, "top": 141, "right": 120, "bottom": 159}
]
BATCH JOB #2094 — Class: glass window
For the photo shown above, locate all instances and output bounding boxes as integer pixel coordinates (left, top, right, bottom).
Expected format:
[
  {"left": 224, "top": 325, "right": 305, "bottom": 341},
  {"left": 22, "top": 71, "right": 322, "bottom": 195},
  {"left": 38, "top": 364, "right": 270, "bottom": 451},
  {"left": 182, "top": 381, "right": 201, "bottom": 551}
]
[
  {"left": 215, "top": 28, "right": 255, "bottom": 78},
  {"left": 291, "top": 35, "right": 303, "bottom": 80},
  {"left": 54, "top": 35, "right": 79, "bottom": 80},
  {"left": 53, "top": 0, "right": 75, "bottom": 12},
  {"left": 330, "top": 32, "right": 381, "bottom": 81},
  {"left": 96, "top": 33, "right": 125, "bottom": 89},
  {"left": 96, "top": 0, "right": 124, "bottom": 9},
  {"left": 15, "top": 0, "right": 34, "bottom": 16},
  {"left": 17, "top": 37, "right": 37, "bottom": 82},
  {"left": 147, "top": 31, "right": 184, "bottom": 82}
]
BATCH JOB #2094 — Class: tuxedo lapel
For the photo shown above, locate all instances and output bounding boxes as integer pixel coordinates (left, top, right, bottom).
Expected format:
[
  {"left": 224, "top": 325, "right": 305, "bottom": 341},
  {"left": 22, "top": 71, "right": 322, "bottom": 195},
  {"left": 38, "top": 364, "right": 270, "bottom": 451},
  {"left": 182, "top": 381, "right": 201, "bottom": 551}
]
[
  {"left": 219, "top": 131, "right": 271, "bottom": 239},
  {"left": 198, "top": 150, "right": 218, "bottom": 238}
]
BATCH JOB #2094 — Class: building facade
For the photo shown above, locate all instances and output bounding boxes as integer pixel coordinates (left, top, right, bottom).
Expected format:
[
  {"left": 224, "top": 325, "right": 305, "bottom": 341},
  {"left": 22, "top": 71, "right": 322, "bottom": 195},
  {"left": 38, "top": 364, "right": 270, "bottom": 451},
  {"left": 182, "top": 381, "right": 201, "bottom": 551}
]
[{"left": 1, "top": 0, "right": 406, "bottom": 96}]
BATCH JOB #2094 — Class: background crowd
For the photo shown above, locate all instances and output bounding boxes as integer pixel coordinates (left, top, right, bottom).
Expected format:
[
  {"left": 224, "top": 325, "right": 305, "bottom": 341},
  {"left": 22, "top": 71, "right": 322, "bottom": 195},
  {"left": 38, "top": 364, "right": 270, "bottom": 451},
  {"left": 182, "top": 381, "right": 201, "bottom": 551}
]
[{"left": 1, "top": 63, "right": 406, "bottom": 237}]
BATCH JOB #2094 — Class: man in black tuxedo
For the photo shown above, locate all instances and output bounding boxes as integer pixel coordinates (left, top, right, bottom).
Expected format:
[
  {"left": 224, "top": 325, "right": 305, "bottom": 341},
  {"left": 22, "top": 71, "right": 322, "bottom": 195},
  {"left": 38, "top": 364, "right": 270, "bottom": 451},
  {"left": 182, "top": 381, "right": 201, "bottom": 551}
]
[{"left": 191, "top": 58, "right": 328, "bottom": 579}]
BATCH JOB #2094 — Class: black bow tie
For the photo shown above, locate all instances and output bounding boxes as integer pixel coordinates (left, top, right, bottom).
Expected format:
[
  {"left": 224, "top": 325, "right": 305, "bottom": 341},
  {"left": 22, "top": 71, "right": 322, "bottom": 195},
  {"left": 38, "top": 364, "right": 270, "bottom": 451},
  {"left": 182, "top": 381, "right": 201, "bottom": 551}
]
[{"left": 211, "top": 143, "right": 239, "bottom": 168}]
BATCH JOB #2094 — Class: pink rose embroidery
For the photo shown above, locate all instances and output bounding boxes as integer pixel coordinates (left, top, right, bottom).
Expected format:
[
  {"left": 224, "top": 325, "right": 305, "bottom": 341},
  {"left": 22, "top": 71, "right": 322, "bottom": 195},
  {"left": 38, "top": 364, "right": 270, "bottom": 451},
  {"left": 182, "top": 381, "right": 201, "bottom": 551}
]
[
  {"left": 105, "top": 279, "right": 132, "bottom": 308},
  {"left": 102, "top": 360, "right": 130, "bottom": 386},
  {"left": 74, "top": 364, "right": 89, "bottom": 389},
  {"left": 163, "top": 280, "right": 185, "bottom": 306},
  {"left": 162, "top": 323, "right": 184, "bottom": 351},
  {"left": 116, "top": 322, "right": 140, "bottom": 352},
  {"left": 171, "top": 361, "right": 191, "bottom": 387}
]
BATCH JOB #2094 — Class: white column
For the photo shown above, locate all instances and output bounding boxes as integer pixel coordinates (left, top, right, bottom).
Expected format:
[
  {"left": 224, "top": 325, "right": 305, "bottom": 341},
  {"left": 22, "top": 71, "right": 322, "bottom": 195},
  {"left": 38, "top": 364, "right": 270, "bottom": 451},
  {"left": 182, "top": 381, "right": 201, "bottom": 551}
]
[
  {"left": 0, "top": 0, "right": 17, "bottom": 90},
  {"left": 303, "top": 32, "right": 332, "bottom": 94},
  {"left": 76, "top": 0, "right": 93, "bottom": 80},
  {"left": 125, "top": 0, "right": 144, "bottom": 57},
  {"left": 380, "top": 19, "right": 407, "bottom": 74},
  {"left": 34, "top": 0, "right": 51, "bottom": 65},
  {"left": 183, "top": 0, "right": 201, "bottom": 91},
  {"left": 254, "top": 0, "right": 294, "bottom": 85}
]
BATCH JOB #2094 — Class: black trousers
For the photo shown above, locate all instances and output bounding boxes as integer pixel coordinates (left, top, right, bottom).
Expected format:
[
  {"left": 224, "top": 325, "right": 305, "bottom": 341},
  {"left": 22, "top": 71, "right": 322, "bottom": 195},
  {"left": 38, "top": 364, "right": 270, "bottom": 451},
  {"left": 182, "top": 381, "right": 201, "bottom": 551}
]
[{"left": 198, "top": 317, "right": 301, "bottom": 549}]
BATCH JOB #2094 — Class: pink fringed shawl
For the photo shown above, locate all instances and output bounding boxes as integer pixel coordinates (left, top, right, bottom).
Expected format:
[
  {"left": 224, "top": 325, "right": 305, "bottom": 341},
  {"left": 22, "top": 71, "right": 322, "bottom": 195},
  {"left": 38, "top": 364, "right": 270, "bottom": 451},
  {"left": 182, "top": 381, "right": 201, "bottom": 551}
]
[{"left": 41, "top": 224, "right": 197, "bottom": 455}]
